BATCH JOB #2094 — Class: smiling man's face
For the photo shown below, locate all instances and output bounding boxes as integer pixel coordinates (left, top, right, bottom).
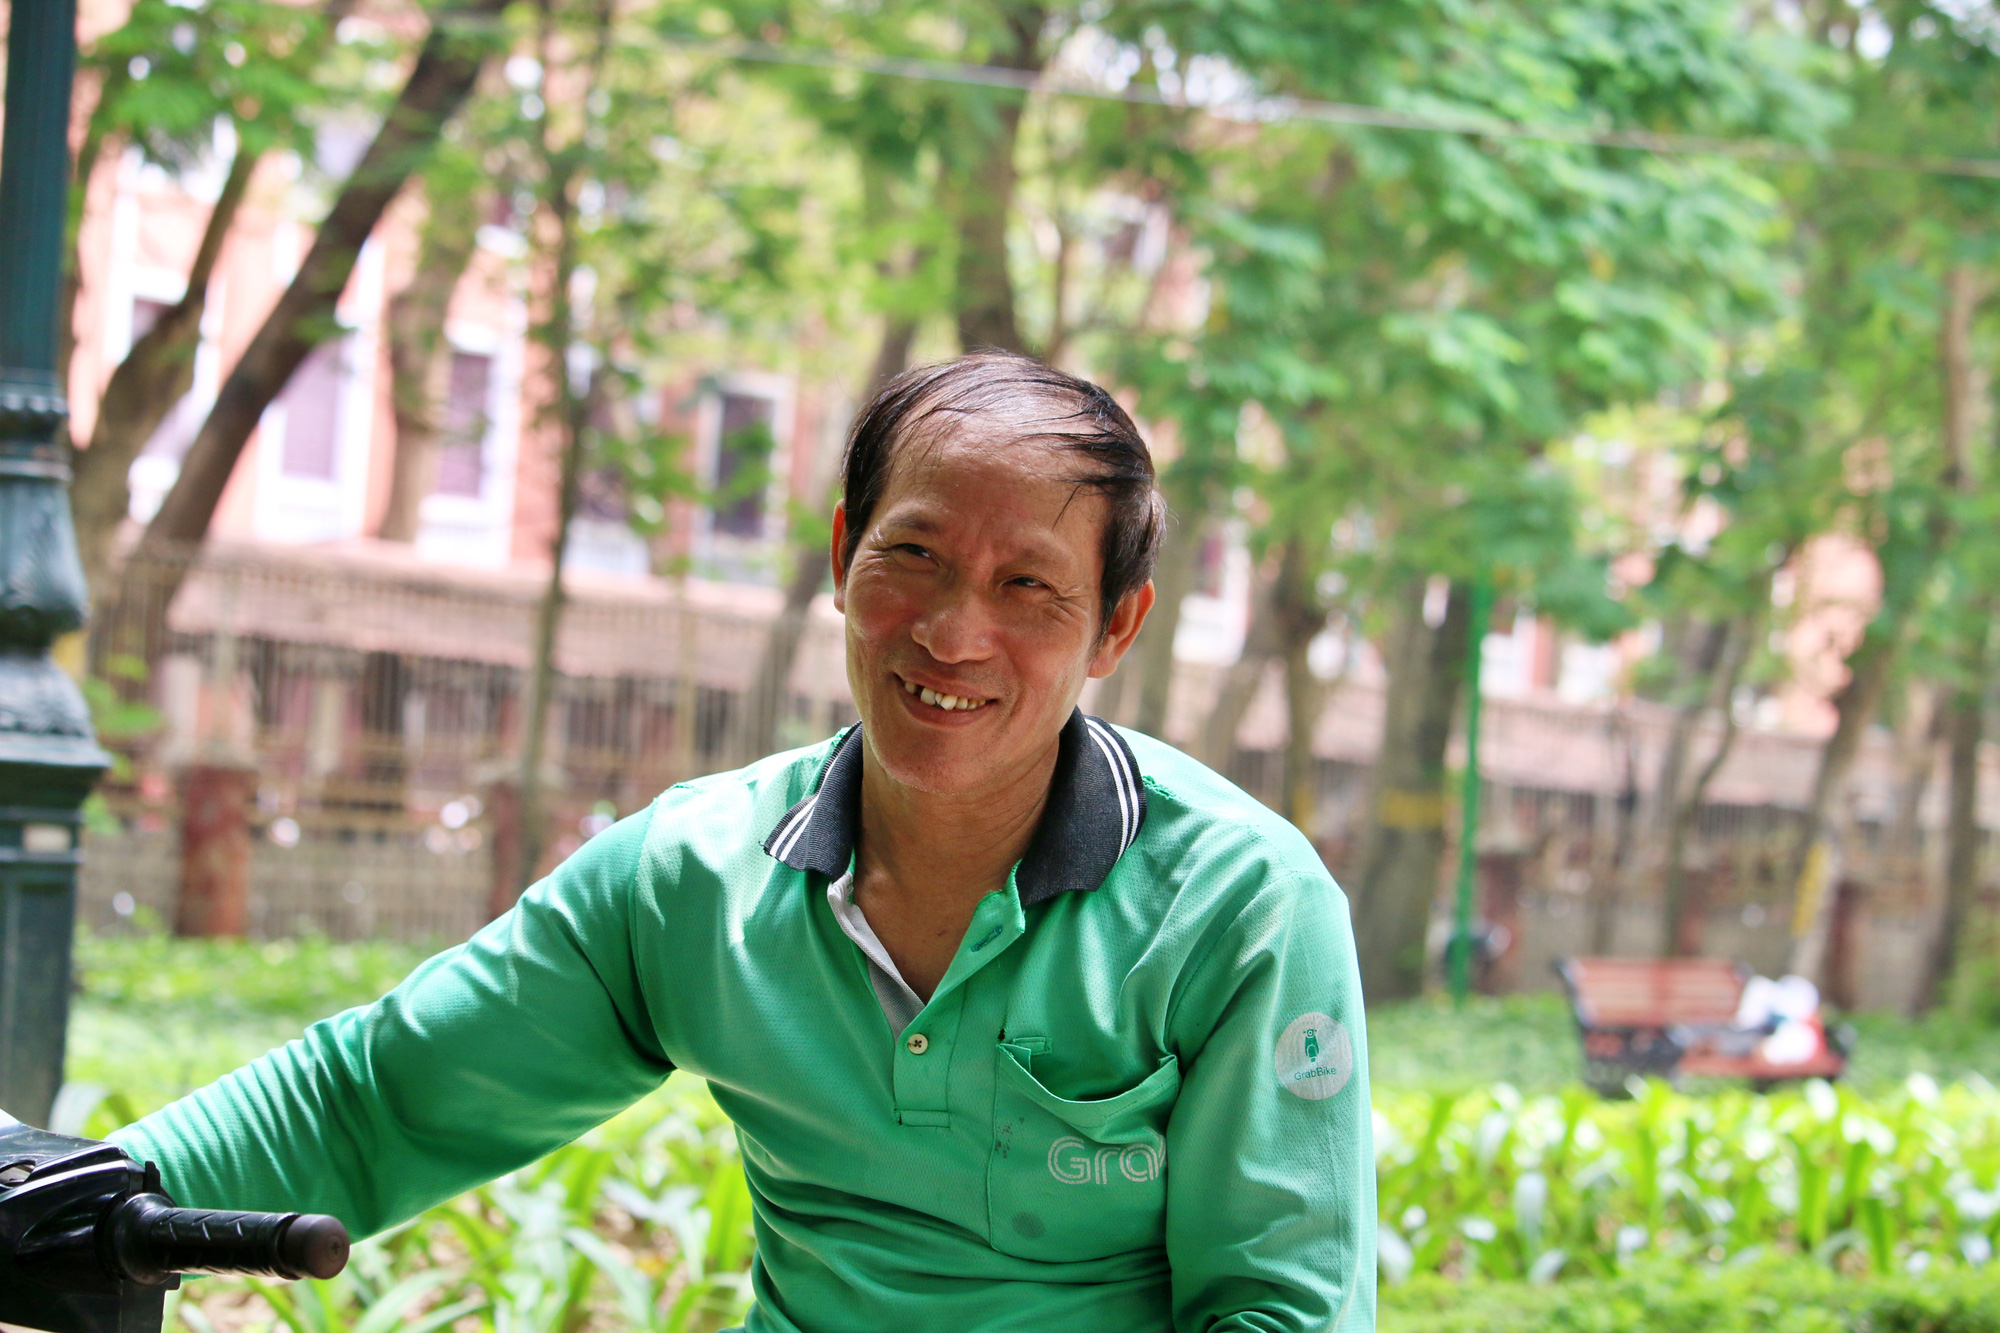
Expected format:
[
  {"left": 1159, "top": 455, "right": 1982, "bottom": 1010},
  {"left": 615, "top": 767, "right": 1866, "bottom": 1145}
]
[{"left": 831, "top": 429, "right": 1151, "bottom": 798}]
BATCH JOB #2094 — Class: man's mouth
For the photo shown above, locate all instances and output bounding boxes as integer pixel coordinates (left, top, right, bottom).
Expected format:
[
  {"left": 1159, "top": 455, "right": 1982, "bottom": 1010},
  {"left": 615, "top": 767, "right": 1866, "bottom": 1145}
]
[{"left": 899, "top": 677, "right": 992, "bottom": 713}]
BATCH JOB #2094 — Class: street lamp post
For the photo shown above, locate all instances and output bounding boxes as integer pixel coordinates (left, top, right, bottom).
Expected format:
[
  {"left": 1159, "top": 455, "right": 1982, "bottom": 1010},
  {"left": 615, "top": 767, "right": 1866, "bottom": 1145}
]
[{"left": 0, "top": 0, "right": 110, "bottom": 1127}]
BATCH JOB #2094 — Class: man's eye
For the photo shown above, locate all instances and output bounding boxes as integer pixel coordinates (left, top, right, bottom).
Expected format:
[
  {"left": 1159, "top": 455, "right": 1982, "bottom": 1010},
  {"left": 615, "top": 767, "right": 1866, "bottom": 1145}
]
[
  {"left": 1012, "top": 576, "right": 1047, "bottom": 590},
  {"left": 895, "top": 544, "right": 931, "bottom": 559}
]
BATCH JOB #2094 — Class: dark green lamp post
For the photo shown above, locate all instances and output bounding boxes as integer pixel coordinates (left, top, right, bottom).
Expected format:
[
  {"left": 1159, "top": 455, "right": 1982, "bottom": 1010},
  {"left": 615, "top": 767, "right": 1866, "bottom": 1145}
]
[{"left": 0, "top": 0, "right": 110, "bottom": 1128}]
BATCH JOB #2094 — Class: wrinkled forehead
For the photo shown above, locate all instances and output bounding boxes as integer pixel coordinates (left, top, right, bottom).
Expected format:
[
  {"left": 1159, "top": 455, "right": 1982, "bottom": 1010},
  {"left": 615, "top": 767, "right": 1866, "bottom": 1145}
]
[{"left": 884, "top": 385, "right": 1101, "bottom": 483}]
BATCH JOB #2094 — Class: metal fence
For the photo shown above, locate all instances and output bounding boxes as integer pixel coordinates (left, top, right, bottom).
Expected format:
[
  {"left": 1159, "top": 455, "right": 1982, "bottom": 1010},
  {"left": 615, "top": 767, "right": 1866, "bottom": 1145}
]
[{"left": 76, "top": 540, "right": 1997, "bottom": 1009}]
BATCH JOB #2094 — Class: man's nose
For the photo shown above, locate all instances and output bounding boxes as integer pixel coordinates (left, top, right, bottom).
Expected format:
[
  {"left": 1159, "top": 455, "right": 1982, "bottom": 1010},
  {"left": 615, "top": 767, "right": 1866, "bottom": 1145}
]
[{"left": 910, "top": 586, "right": 997, "bottom": 663}]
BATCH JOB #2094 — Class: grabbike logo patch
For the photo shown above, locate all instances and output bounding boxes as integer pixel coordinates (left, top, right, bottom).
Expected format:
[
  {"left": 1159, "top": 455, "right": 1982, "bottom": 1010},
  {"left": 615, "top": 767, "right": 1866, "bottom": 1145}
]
[
  {"left": 1275, "top": 1011, "right": 1352, "bottom": 1101},
  {"left": 1046, "top": 1134, "right": 1165, "bottom": 1185}
]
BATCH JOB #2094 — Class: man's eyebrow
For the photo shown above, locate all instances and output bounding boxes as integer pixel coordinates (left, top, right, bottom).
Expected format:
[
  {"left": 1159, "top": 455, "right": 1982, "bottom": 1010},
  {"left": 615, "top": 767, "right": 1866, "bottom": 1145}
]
[
  {"left": 875, "top": 509, "right": 1081, "bottom": 569},
  {"left": 876, "top": 512, "right": 947, "bottom": 536}
]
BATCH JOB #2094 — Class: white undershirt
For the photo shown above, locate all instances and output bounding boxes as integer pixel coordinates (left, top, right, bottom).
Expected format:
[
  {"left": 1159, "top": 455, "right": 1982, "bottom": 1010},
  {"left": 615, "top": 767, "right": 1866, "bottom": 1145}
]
[{"left": 826, "top": 869, "right": 925, "bottom": 1035}]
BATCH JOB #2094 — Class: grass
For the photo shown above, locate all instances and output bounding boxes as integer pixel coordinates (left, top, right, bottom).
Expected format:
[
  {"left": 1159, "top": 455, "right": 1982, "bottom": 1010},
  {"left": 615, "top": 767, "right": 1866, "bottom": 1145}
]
[
  {"left": 1379, "top": 1257, "right": 2000, "bottom": 1332},
  {"left": 74, "top": 927, "right": 2000, "bottom": 1111},
  {"left": 67, "top": 927, "right": 432, "bottom": 1116},
  {"left": 1366, "top": 992, "right": 2000, "bottom": 1096}
]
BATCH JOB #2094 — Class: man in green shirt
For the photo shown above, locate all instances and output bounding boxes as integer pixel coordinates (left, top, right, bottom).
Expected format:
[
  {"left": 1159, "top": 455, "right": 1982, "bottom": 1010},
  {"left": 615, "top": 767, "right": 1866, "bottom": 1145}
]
[{"left": 112, "top": 353, "right": 1376, "bottom": 1331}]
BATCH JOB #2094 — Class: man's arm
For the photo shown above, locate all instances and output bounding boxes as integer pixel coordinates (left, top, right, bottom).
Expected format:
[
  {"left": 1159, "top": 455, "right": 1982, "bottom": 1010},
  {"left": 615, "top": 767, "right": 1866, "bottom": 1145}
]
[
  {"left": 109, "top": 805, "right": 673, "bottom": 1237},
  {"left": 1163, "top": 871, "right": 1376, "bottom": 1332}
]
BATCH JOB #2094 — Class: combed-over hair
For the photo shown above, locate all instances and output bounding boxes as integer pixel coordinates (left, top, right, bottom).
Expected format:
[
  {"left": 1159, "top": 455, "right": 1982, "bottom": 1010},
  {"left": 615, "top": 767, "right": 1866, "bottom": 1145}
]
[{"left": 840, "top": 352, "right": 1167, "bottom": 628}]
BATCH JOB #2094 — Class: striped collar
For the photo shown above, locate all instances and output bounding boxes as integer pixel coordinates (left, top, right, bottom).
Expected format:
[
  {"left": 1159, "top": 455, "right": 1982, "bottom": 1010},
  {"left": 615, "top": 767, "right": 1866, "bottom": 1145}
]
[{"left": 762, "top": 709, "right": 1147, "bottom": 907}]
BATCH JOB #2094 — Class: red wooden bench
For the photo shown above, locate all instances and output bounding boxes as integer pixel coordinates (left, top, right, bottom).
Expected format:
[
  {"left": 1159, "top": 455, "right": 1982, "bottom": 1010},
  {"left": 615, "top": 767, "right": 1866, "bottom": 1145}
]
[{"left": 1555, "top": 956, "right": 1849, "bottom": 1095}]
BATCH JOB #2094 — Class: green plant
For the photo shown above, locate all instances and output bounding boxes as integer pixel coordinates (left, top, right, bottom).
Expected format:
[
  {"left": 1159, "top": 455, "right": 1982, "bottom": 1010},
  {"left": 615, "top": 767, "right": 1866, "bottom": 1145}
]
[
  {"left": 1373, "top": 1075, "right": 2000, "bottom": 1284},
  {"left": 150, "top": 1088, "right": 757, "bottom": 1333},
  {"left": 1379, "top": 1254, "right": 2000, "bottom": 1333}
]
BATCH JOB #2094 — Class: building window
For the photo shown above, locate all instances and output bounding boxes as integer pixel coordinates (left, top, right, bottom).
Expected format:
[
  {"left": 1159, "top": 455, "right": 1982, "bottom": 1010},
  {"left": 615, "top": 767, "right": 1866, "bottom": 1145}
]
[
  {"left": 1191, "top": 529, "right": 1230, "bottom": 599},
  {"left": 131, "top": 297, "right": 203, "bottom": 461},
  {"left": 277, "top": 340, "right": 346, "bottom": 479},
  {"left": 432, "top": 351, "right": 492, "bottom": 498},
  {"left": 711, "top": 391, "right": 776, "bottom": 540}
]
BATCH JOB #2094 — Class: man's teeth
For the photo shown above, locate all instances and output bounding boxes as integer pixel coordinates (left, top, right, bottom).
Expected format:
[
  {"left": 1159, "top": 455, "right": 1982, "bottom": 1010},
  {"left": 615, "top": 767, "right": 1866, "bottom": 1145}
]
[{"left": 902, "top": 679, "right": 988, "bottom": 712}]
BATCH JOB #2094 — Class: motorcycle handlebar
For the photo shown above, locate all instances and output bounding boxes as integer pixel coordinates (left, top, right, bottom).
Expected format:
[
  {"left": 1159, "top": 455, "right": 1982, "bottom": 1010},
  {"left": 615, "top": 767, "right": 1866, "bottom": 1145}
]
[{"left": 104, "top": 1193, "right": 349, "bottom": 1284}]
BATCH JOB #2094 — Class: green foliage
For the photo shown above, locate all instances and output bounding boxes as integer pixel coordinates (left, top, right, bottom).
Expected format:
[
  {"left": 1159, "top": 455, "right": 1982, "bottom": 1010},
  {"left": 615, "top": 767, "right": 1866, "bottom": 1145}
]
[
  {"left": 1379, "top": 1256, "right": 2000, "bottom": 1333},
  {"left": 132, "top": 1072, "right": 2000, "bottom": 1324},
  {"left": 76, "top": 928, "right": 429, "bottom": 1020},
  {"left": 67, "top": 927, "right": 431, "bottom": 1117},
  {"left": 84, "top": 0, "right": 384, "bottom": 167},
  {"left": 79, "top": 653, "right": 162, "bottom": 833},
  {"left": 1373, "top": 1075, "right": 2000, "bottom": 1283},
  {"left": 156, "top": 1087, "right": 756, "bottom": 1333}
]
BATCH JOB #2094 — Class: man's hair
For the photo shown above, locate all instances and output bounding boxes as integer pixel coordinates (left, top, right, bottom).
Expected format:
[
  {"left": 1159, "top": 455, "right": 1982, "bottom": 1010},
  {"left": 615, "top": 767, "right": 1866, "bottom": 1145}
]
[{"left": 840, "top": 352, "right": 1166, "bottom": 626}]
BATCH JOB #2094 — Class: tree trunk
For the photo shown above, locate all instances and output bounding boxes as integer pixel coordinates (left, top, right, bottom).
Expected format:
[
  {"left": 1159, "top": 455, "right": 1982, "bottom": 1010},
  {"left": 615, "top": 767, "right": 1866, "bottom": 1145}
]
[
  {"left": 70, "top": 145, "right": 258, "bottom": 596},
  {"left": 1608, "top": 615, "right": 1717, "bottom": 927},
  {"left": 739, "top": 317, "right": 916, "bottom": 764},
  {"left": 1274, "top": 537, "right": 1326, "bottom": 834},
  {"left": 117, "top": 0, "right": 506, "bottom": 615},
  {"left": 1659, "top": 611, "right": 1755, "bottom": 956},
  {"left": 1196, "top": 549, "right": 1283, "bottom": 770},
  {"left": 1651, "top": 619, "right": 1729, "bottom": 837},
  {"left": 1130, "top": 507, "right": 1200, "bottom": 740},
  {"left": 1350, "top": 577, "right": 1473, "bottom": 1000},
  {"left": 378, "top": 179, "right": 486, "bottom": 542},
  {"left": 1786, "top": 623, "right": 1902, "bottom": 979},
  {"left": 1881, "top": 680, "right": 1943, "bottom": 885},
  {"left": 950, "top": 5, "right": 1044, "bottom": 353},
  {"left": 507, "top": 0, "right": 616, "bottom": 910},
  {"left": 1793, "top": 261, "right": 1986, "bottom": 980},
  {"left": 1589, "top": 714, "right": 1642, "bottom": 954},
  {"left": 1922, "top": 261, "right": 1994, "bottom": 1007},
  {"left": 1929, "top": 626, "right": 1989, "bottom": 1008}
]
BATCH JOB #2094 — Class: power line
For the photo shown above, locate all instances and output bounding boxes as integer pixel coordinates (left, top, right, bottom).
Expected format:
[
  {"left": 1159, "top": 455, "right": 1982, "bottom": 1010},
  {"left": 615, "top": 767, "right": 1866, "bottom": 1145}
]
[{"left": 661, "top": 36, "right": 2000, "bottom": 182}]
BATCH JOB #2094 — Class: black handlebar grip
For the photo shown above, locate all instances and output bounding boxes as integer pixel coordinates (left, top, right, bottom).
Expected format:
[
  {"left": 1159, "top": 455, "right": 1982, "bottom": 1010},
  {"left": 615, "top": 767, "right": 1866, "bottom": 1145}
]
[{"left": 104, "top": 1193, "right": 350, "bottom": 1284}]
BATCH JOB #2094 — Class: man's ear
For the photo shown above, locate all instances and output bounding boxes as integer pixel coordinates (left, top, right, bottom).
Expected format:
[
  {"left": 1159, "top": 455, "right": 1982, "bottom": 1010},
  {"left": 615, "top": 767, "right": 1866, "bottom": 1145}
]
[
  {"left": 829, "top": 501, "right": 850, "bottom": 613},
  {"left": 1087, "top": 580, "right": 1157, "bottom": 679}
]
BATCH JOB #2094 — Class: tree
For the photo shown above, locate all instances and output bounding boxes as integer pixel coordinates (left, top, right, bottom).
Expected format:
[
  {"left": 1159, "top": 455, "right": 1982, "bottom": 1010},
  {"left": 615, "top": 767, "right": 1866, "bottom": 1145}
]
[
  {"left": 378, "top": 146, "right": 494, "bottom": 543},
  {"left": 67, "top": 0, "right": 346, "bottom": 594},
  {"left": 481, "top": 4, "right": 830, "bottom": 904},
  {"left": 1134, "top": 0, "right": 1810, "bottom": 998},
  {"left": 724, "top": 2, "right": 1213, "bottom": 759},
  {"left": 1764, "top": 1, "right": 2000, "bottom": 989},
  {"left": 113, "top": 0, "right": 513, "bottom": 624},
  {"left": 1637, "top": 369, "right": 1841, "bottom": 955}
]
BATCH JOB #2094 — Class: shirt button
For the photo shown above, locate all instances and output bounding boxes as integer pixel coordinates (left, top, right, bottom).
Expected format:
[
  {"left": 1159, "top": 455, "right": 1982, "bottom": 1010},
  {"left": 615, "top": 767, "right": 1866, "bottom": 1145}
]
[{"left": 906, "top": 1032, "right": 930, "bottom": 1055}]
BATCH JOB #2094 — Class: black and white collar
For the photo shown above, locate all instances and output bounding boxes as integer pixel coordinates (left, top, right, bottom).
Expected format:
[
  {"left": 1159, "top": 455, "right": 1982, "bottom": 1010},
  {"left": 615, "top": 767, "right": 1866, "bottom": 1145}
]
[{"left": 762, "top": 709, "right": 1147, "bottom": 907}]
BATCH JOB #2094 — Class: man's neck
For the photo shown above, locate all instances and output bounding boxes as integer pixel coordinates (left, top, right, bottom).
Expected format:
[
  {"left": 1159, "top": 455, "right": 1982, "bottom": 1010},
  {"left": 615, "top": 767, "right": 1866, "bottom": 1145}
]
[{"left": 855, "top": 736, "right": 1058, "bottom": 900}]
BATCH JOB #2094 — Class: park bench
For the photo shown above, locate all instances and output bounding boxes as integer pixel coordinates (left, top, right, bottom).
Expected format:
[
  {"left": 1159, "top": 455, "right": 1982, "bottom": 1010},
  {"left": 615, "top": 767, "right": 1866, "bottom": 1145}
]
[{"left": 1555, "top": 956, "right": 1849, "bottom": 1095}]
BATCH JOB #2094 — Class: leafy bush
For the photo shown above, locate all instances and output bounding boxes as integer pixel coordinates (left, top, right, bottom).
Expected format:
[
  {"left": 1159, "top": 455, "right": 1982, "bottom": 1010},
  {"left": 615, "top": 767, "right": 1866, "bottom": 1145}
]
[
  {"left": 76, "top": 928, "right": 431, "bottom": 1020},
  {"left": 1374, "top": 1076, "right": 2000, "bottom": 1283},
  {"left": 1380, "top": 1256, "right": 2000, "bottom": 1333},
  {"left": 165, "top": 1086, "right": 756, "bottom": 1333},
  {"left": 68, "top": 928, "right": 432, "bottom": 1116}
]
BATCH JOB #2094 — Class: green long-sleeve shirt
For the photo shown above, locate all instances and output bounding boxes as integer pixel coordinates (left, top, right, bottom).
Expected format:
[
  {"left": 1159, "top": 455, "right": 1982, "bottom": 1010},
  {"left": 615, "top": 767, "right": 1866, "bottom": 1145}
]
[{"left": 113, "top": 715, "right": 1376, "bottom": 1331}]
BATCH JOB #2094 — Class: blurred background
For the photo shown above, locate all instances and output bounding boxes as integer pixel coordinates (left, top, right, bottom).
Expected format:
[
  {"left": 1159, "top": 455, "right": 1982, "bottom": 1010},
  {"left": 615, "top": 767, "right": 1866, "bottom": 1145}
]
[{"left": 8, "top": 0, "right": 2000, "bottom": 1326}]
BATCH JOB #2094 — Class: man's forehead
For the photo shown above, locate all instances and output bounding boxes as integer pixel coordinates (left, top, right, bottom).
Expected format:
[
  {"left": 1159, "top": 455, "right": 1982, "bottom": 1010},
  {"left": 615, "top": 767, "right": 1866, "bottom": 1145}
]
[
  {"left": 875, "top": 439, "right": 1106, "bottom": 534},
  {"left": 873, "top": 491, "right": 1099, "bottom": 561}
]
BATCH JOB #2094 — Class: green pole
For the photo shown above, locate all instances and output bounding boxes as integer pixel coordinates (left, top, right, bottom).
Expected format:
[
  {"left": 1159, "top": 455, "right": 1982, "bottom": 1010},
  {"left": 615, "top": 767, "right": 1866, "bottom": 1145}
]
[
  {"left": 1448, "top": 578, "right": 1493, "bottom": 1008},
  {"left": 0, "top": 0, "right": 109, "bottom": 1127}
]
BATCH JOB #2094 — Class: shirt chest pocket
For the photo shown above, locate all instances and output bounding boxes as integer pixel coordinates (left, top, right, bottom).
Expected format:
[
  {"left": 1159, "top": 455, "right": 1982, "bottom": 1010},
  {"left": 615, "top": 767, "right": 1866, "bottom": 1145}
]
[{"left": 987, "top": 1042, "right": 1181, "bottom": 1262}]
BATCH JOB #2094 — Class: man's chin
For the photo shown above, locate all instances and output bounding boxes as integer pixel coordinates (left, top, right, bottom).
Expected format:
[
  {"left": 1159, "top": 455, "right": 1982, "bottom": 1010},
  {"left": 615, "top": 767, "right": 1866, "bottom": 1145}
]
[
  {"left": 864, "top": 720, "right": 1015, "bottom": 798},
  {"left": 867, "top": 747, "right": 997, "bottom": 799}
]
